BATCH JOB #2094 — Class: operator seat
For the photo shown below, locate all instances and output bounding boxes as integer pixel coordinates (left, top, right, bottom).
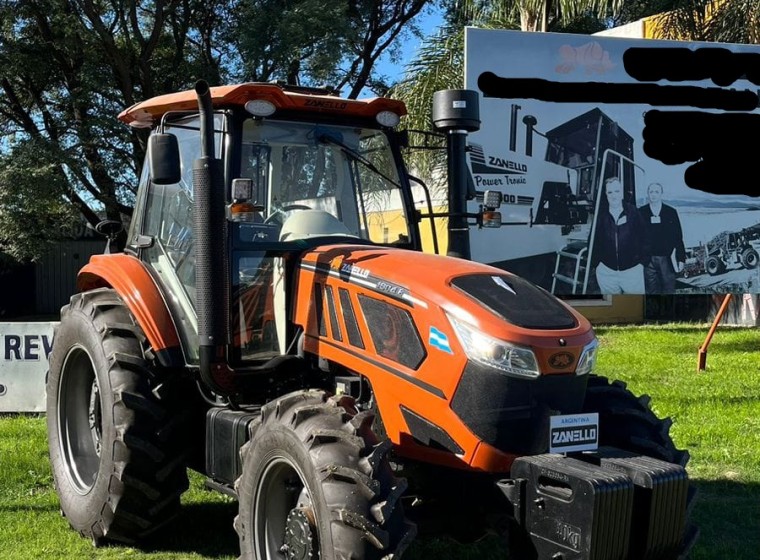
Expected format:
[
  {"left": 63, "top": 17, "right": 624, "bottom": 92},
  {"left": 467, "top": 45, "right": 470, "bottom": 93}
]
[{"left": 279, "top": 209, "right": 357, "bottom": 241}]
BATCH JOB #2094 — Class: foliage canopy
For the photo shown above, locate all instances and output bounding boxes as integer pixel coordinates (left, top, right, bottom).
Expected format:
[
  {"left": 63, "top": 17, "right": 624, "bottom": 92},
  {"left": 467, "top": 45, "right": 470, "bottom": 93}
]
[{"left": 0, "top": 0, "right": 429, "bottom": 260}]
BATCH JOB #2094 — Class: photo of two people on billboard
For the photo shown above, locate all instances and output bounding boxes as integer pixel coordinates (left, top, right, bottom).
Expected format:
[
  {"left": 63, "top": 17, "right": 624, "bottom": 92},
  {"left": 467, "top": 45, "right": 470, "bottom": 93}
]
[{"left": 591, "top": 179, "right": 685, "bottom": 295}]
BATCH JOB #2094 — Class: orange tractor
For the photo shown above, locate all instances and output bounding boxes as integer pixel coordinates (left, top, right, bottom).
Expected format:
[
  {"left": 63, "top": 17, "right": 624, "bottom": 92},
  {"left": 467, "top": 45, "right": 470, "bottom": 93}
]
[{"left": 46, "top": 81, "right": 695, "bottom": 559}]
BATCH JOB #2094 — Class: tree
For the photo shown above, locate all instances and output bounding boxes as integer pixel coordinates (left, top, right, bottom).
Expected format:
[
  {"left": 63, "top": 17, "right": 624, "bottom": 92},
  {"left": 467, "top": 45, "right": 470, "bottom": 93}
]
[
  {"left": 0, "top": 0, "right": 431, "bottom": 261},
  {"left": 652, "top": 0, "right": 760, "bottom": 43},
  {"left": 390, "top": 0, "right": 616, "bottom": 181},
  {"left": 228, "top": 0, "right": 429, "bottom": 97},
  {"left": 458, "top": 0, "right": 622, "bottom": 33},
  {"left": 0, "top": 0, "right": 223, "bottom": 260}
]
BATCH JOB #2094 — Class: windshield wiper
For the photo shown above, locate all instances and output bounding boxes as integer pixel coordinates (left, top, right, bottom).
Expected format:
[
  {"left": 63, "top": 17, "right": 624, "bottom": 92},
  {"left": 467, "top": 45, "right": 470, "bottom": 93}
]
[{"left": 317, "top": 132, "right": 402, "bottom": 189}]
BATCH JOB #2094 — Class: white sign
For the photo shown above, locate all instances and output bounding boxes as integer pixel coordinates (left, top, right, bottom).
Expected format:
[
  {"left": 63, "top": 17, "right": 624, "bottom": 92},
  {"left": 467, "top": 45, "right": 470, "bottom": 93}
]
[
  {"left": 0, "top": 322, "right": 57, "bottom": 412},
  {"left": 549, "top": 412, "right": 599, "bottom": 454},
  {"left": 465, "top": 28, "right": 760, "bottom": 296}
]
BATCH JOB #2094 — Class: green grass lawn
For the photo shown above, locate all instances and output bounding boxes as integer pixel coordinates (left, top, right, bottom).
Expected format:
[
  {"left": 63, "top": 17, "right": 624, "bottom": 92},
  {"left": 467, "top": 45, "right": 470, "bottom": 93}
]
[{"left": 1, "top": 323, "right": 758, "bottom": 559}]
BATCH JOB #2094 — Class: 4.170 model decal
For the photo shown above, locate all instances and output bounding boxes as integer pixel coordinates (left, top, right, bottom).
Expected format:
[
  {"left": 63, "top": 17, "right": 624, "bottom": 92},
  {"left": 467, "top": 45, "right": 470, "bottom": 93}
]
[{"left": 301, "top": 261, "right": 427, "bottom": 309}]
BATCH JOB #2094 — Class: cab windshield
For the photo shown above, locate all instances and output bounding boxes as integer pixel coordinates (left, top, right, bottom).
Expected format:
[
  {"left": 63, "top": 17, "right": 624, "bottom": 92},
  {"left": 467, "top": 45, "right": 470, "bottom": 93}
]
[{"left": 239, "top": 119, "right": 412, "bottom": 245}]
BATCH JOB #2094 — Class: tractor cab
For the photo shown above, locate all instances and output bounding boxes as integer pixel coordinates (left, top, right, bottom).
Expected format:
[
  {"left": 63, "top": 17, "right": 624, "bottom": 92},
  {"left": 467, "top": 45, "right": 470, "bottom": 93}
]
[{"left": 122, "top": 83, "right": 423, "bottom": 373}]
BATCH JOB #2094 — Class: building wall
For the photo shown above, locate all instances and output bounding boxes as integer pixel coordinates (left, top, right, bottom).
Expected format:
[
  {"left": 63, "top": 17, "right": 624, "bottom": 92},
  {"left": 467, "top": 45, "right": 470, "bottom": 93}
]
[
  {"left": 35, "top": 240, "right": 105, "bottom": 316},
  {"left": 572, "top": 295, "right": 645, "bottom": 325}
]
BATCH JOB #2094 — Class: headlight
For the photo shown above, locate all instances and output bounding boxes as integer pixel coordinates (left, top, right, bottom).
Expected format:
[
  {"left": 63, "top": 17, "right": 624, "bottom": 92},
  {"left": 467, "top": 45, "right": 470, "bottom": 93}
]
[
  {"left": 576, "top": 339, "right": 599, "bottom": 376},
  {"left": 448, "top": 315, "right": 539, "bottom": 379},
  {"left": 245, "top": 99, "right": 276, "bottom": 117}
]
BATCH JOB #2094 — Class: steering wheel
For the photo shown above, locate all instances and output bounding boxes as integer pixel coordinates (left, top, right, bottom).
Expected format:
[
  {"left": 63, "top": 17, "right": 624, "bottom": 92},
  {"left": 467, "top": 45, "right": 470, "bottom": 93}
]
[{"left": 263, "top": 204, "right": 313, "bottom": 226}]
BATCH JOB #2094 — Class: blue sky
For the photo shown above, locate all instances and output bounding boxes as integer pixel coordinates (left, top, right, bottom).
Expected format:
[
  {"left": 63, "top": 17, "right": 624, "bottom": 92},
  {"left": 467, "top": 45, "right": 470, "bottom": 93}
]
[{"left": 370, "top": 7, "right": 444, "bottom": 94}]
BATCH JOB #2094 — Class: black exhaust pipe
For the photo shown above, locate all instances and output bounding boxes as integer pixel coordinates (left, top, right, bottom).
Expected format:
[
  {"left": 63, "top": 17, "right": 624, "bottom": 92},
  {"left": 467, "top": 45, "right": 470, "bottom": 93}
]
[{"left": 193, "top": 80, "right": 233, "bottom": 394}]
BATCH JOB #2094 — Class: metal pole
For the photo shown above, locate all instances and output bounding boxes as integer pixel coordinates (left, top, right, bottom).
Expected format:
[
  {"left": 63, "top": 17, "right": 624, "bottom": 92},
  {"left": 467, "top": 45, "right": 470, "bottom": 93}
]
[{"left": 697, "top": 293, "right": 732, "bottom": 371}]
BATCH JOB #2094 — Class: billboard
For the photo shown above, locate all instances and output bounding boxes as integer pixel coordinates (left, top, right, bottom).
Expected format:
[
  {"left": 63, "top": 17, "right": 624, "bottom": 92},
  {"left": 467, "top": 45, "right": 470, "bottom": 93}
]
[
  {"left": 464, "top": 28, "right": 760, "bottom": 295},
  {"left": 0, "top": 323, "right": 56, "bottom": 412}
]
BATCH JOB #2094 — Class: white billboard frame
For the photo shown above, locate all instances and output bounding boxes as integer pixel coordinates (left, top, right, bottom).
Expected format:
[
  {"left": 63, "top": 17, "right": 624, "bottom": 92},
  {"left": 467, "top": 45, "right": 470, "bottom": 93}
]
[{"left": 464, "top": 28, "right": 760, "bottom": 296}]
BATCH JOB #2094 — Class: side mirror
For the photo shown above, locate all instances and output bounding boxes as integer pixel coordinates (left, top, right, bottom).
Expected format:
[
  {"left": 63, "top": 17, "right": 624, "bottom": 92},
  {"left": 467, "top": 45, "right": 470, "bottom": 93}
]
[
  {"left": 95, "top": 219, "right": 124, "bottom": 254},
  {"left": 148, "top": 133, "right": 181, "bottom": 185}
]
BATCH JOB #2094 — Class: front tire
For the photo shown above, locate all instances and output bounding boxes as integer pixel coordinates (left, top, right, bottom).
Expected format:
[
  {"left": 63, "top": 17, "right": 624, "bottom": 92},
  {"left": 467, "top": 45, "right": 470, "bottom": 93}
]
[
  {"left": 46, "top": 288, "right": 191, "bottom": 544},
  {"left": 235, "top": 390, "right": 415, "bottom": 560},
  {"left": 741, "top": 247, "right": 758, "bottom": 269},
  {"left": 705, "top": 256, "right": 723, "bottom": 276}
]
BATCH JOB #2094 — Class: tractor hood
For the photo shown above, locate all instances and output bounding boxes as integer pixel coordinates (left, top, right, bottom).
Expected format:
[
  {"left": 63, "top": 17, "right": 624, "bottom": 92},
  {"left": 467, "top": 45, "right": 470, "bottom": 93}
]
[
  {"left": 296, "top": 243, "right": 594, "bottom": 359},
  {"left": 294, "top": 243, "right": 597, "bottom": 469}
]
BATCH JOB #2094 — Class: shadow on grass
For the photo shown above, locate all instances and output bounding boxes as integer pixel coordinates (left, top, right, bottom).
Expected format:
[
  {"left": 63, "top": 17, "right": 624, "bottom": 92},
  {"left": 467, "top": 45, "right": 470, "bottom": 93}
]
[
  {"left": 142, "top": 501, "right": 239, "bottom": 558},
  {"left": 0, "top": 503, "right": 59, "bottom": 514},
  {"left": 132, "top": 480, "right": 759, "bottom": 560},
  {"left": 690, "top": 479, "right": 760, "bottom": 560},
  {"left": 702, "top": 337, "right": 760, "bottom": 353}
]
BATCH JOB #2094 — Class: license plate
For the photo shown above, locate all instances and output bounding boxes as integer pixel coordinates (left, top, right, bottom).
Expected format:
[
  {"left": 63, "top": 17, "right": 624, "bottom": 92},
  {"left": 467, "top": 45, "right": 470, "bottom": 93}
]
[{"left": 549, "top": 413, "right": 599, "bottom": 453}]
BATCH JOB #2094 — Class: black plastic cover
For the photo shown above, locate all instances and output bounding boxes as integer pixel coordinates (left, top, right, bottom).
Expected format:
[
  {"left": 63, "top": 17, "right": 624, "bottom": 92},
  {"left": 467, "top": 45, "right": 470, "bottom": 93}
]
[
  {"left": 206, "top": 407, "right": 260, "bottom": 487},
  {"left": 432, "top": 90, "right": 481, "bottom": 132},
  {"left": 400, "top": 405, "right": 464, "bottom": 455},
  {"left": 451, "top": 360, "right": 587, "bottom": 455},
  {"left": 451, "top": 273, "right": 577, "bottom": 330},
  {"left": 358, "top": 294, "right": 426, "bottom": 369}
]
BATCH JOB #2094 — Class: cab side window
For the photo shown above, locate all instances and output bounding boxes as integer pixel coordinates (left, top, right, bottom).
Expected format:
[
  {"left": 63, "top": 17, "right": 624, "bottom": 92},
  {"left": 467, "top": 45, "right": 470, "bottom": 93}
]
[{"left": 142, "top": 115, "right": 223, "bottom": 304}]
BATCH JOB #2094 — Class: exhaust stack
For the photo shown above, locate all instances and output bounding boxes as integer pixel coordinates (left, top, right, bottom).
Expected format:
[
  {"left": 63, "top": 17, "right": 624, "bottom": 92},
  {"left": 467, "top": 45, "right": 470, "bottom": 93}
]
[{"left": 193, "top": 80, "right": 233, "bottom": 394}]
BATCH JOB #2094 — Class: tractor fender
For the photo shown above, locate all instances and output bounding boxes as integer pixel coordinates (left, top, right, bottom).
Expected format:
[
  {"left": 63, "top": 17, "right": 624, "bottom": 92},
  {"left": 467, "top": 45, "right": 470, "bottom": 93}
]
[{"left": 77, "top": 254, "right": 184, "bottom": 368}]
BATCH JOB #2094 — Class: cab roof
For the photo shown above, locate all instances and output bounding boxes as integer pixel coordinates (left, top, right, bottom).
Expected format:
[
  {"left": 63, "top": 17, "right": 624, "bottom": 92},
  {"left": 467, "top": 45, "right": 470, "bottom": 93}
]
[{"left": 118, "top": 82, "right": 407, "bottom": 128}]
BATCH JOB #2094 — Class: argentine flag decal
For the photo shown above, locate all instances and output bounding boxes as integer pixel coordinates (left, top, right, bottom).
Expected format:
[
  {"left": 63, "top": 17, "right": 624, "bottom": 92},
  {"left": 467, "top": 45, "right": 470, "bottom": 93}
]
[{"left": 429, "top": 327, "right": 453, "bottom": 354}]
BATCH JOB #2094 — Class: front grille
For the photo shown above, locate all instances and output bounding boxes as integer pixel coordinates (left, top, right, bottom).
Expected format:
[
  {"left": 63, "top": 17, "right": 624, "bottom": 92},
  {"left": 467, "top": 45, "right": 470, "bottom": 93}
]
[{"left": 451, "top": 361, "right": 587, "bottom": 455}]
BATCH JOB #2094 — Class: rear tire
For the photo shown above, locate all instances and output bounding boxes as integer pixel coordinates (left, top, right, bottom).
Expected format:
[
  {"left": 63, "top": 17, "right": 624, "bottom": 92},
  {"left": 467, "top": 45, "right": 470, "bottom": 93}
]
[
  {"left": 582, "top": 375, "right": 699, "bottom": 558},
  {"left": 46, "top": 288, "right": 191, "bottom": 545},
  {"left": 234, "top": 390, "right": 415, "bottom": 560}
]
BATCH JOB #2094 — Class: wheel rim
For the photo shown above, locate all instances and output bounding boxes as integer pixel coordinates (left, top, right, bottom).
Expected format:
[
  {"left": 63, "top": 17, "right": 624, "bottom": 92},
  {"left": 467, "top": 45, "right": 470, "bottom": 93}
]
[
  {"left": 254, "top": 457, "right": 318, "bottom": 560},
  {"left": 57, "top": 345, "right": 102, "bottom": 494}
]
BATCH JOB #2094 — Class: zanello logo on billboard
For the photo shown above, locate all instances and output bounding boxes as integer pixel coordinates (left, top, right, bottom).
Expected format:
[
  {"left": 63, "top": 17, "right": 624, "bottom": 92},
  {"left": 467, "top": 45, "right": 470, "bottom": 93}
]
[
  {"left": 470, "top": 145, "right": 528, "bottom": 183},
  {"left": 469, "top": 144, "right": 534, "bottom": 207},
  {"left": 0, "top": 323, "right": 57, "bottom": 413}
]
